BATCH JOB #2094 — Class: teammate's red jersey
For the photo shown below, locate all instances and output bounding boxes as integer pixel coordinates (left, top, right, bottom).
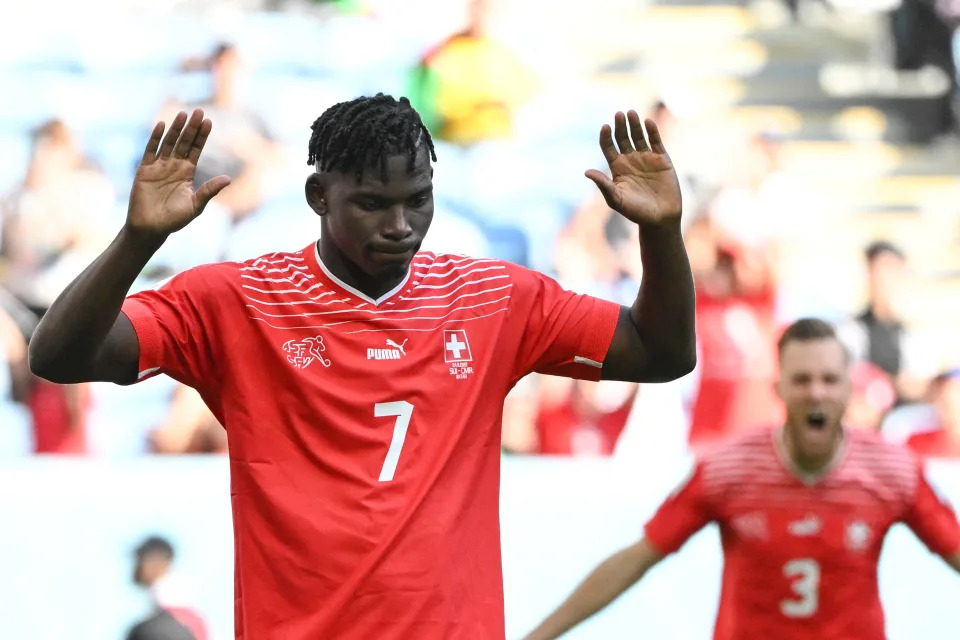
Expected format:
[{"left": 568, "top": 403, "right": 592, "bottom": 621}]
[
  {"left": 121, "top": 243, "right": 620, "bottom": 639},
  {"left": 644, "top": 428, "right": 960, "bottom": 640}
]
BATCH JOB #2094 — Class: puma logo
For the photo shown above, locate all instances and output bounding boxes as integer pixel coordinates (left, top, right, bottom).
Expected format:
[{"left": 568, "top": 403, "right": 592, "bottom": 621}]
[
  {"left": 368, "top": 337, "right": 409, "bottom": 361},
  {"left": 385, "top": 338, "right": 408, "bottom": 356}
]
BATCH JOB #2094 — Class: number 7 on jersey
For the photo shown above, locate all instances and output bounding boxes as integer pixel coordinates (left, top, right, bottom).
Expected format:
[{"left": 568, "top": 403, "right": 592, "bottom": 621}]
[{"left": 375, "top": 401, "right": 414, "bottom": 482}]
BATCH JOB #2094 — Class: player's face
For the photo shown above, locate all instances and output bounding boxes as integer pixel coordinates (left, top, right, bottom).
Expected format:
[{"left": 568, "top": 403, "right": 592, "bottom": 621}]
[
  {"left": 776, "top": 338, "right": 852, "bottom": 459},
  {"left": 309, "top": 147, "right": 434, "bottom": 287}
]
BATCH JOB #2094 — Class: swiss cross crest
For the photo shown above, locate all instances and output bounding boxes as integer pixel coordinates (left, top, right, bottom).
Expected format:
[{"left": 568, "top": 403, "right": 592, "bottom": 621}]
[
  {"left": 845, "top": 520, "right": 872, "bottom": 552},
  {"left": 443, "top": 329, "right": 474, "bottom": 379},
  {"left": 282, "top": 336, "right": 331, "bottom": 369}
]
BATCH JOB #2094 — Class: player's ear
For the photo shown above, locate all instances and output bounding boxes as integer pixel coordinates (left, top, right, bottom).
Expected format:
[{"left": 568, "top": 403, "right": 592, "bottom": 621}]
[
  {"left": 305, "top": 173, "right": 328, "bottom": 217},
  {"left": 773, "top": 376, "right": 785, "bottom": 402}
]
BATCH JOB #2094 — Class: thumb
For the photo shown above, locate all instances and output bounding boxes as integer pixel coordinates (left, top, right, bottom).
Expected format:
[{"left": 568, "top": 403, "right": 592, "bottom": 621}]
[
  {"left": 585, "top": 169, "right": 618, "bottom": 210},
  {"left": 194, "top": 175, "right": 232, "bottom": 213}
]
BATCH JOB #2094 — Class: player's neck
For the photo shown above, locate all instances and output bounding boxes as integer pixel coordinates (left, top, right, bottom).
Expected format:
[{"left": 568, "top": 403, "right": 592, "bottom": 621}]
[
  {"left": 316, "top": 239, "right": 408, "bottom": 301},
  {"left": 778, "top": 426, "right": 846, "bottom": 481}
]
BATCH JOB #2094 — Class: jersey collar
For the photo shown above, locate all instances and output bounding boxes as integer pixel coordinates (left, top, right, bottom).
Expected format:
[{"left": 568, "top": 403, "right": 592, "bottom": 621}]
[
  {"left": 307, "top": 241, "right": 411, "bottom": 307},
  {"left": 772, "top": 426, "right": 850, "bottom": 486}
]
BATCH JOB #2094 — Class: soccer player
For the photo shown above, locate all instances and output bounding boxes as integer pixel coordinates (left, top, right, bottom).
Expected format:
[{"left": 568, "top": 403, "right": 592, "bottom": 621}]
[
  {"left": 27, "top": 95, "right": 696, "bottom": 638},
  {"left": 524, "top": 318, "right": 960, "bottom": 640}
]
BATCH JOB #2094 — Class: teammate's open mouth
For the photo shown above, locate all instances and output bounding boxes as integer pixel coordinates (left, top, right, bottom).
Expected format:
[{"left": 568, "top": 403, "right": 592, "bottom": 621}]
[{"left": 806, "top": 411, "right": 827, "bottom": 429}]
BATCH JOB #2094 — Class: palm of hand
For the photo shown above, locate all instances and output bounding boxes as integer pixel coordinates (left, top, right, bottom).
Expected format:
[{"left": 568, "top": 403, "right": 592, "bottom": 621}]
[
  {"left": 586, "top": 111, "right": 682, "bottom": 227},
  {"left": 125, "top": 109, "right": 230, "bottom": 238},
  {"left": 606, "top": 150, "right": 681, "bottom": 226},
  {"left": 130, "top": 160, "right": 202, "bottom": 234}
]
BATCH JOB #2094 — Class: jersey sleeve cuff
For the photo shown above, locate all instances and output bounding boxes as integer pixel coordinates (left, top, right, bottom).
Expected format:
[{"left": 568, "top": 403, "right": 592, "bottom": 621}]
[{"left": 121, "top": 298, "right": 162, "bottom": 379}]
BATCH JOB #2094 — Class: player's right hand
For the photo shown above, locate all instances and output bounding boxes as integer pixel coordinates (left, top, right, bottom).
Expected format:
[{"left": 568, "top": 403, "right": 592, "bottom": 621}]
[{"left": 126, "top": 109, "right": 231, "bottom": 240}]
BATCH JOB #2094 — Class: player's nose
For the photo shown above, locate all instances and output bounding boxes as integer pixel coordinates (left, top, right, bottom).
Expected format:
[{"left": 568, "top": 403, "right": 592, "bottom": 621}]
[{"left": 381, "top": 205, "right": 412, "bottom": 239}]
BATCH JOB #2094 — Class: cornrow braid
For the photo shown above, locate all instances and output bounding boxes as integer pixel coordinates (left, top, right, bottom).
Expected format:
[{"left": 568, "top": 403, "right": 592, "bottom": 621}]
[{"left": 307, "top": 93, "right": 437, "bottom": 182}]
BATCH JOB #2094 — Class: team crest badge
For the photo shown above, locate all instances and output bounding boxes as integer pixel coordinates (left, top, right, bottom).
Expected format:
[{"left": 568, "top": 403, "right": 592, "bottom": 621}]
[
  {"left": 845, "top": 520, "right": 872, "bottom": 551},
  {"left": 443, "top": 329, "right": 474, "bottom": 379},
  {"left": 283, "top": 336, "right": 332, "bottom": 369}
]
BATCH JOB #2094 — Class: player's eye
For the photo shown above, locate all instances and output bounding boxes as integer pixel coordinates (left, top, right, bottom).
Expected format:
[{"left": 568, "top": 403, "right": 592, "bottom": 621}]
[
  {"left": 408, "top": 193, "right": 431, "bottom": 208},
  {"left": 358, "top": 199, "right": 382, "bottom": 211}
]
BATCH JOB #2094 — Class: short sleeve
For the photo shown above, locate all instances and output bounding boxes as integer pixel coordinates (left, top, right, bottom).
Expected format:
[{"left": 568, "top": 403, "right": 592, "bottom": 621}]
[
  {"left": 903, "top": 463, "right": 960, "bottom": 558},
  {"left": 120, "top": 265, "right": 231, "bottom": 390},
  {"left": 506, "top": 264, "right": 620, "bottom": 381},
  {"left": 644, "top": 462, "right": 713, "bottom": 555}
]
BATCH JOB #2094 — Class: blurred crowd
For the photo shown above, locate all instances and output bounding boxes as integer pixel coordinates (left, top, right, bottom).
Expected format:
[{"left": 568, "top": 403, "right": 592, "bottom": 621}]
[{"left": 1, "top": 0, "right": 959, "bottom": 462}]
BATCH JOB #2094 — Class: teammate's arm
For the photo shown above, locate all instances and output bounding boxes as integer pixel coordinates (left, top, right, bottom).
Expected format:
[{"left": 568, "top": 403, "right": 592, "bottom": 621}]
[
  {"left": 523, "top": 538, "right": 665, "bottom": 640},
  {"left": 585, "top": 112, "right": 696, "bottom": 383},
  {"left": 946, "top": 551, "right": 960, "bottom": 574},
  {"left": 902, "top": 463, "right": 960, "bottom": 575},
  {"left": 28, "top": 110, "right": 229, "bottom": 385}
]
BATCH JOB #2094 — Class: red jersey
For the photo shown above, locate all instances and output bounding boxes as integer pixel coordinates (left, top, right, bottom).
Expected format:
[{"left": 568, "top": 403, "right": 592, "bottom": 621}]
[
  {"left": 121, "top": 243, "right": 620, "bottom": 639},
  {"left": 644, "top": 428, "right": 960, "bottom": 640}
]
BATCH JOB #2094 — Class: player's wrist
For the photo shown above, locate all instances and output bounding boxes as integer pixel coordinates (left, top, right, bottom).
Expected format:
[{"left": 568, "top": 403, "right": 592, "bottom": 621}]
[{"left": 118, "top": 224, "right": 169, "bottom": 254}]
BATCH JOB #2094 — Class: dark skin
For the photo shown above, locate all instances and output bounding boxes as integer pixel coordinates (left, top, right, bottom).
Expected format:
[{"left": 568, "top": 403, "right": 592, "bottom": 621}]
[{"left": 28, "top": 108, "right": 695, "bottom": 385}]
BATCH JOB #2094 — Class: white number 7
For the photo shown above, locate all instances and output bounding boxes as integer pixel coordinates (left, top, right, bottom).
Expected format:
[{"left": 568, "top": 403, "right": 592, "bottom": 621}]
[{"left": 375, "top": 401, "right": 414, "bottom": 482}]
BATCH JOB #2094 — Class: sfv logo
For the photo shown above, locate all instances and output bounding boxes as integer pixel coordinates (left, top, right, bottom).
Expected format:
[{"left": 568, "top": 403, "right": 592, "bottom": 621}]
[
  {"left": 368, "top": 338, "right": 408, "bottom": 360},
  {"left": 283, "top": 336, "right": 331, "bottom": 369}
]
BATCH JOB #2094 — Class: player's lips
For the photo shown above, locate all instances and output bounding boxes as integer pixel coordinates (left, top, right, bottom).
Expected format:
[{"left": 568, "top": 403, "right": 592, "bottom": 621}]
[{"left": 370, "top": 242, "right": 416, "bottom": 256}]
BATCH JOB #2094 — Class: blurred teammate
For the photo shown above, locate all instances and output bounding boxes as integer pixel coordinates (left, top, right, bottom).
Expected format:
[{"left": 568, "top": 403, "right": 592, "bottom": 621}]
[
  {"left": 524, "top": 318, "right": 960, "bottom": 640},
  {"left": 28, "top": 96, "right": 696, "bottom": 638}
]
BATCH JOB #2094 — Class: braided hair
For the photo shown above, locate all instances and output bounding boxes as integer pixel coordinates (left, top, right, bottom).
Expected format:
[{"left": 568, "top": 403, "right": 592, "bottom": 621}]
[{"left": 307, "top": 93, "right": 437, "bottom": 183}]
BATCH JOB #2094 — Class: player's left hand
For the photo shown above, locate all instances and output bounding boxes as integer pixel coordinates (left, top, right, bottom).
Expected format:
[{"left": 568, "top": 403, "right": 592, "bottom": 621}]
[{"left": 586, "top": 110, "right": 682, "bottom": 227}]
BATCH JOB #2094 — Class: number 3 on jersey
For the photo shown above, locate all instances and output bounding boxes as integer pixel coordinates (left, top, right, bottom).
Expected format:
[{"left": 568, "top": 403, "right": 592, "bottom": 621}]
[
  {"left": 781, "top": 558, "right": 820, "bottom": 618},
  {"left": 375, "top": 401, "right": 414, "bottom": 482}
]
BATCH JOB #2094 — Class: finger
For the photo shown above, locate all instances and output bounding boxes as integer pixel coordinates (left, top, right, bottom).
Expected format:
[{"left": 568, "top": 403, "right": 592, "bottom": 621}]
[
  {"left": 158, "top": 111, "right": 188, "bottom": 158},
  {"left": 628, "top": 110, "right": 649, "bottom": 152},
  {"left": 585, "top": 169, "right": 618, "bottom": 209},
  {"left": 140, "top": 121, "right": 165, "bottom": 164},
  {"left": 598, "top": 124, "right": 618, "bottom": 165},
  {"left": 187, "top": 118, "right": 213, "bottom": 165},
  {"left": 613, "top": 111, "right": 635, "bottom": 155},
  {"left": 194, "top": 175, "right": 232, "bottom": 212},
  {"left": 173, "top": 109, "right": 204, "bottom": 158},
  {"left": 645, "top": 118, "right": 668, "bottom": 154}
]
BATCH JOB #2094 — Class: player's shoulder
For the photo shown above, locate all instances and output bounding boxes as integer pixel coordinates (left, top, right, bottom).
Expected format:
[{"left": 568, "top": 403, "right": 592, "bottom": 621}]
[
  {"left": 694, "top": 429, "right": 778, "bottom": 494},
  {"left": 844, "top": 428, "right": 921, "bottom": 499},
  {"left": 234, "top": 247, "right": 310, "bottom": 275},
  {"left": 700, "top": 428, "right": 777, "bottom": 467},
  {"left": 846, "top": 427, "right": 918, "bottom": 468},
  {"left": 412, "top": 251, "right": 511, "bottom": 271}
]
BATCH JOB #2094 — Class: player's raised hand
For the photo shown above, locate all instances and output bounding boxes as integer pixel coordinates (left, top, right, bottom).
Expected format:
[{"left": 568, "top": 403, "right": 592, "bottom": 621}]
[
  {"left": 586, "top": 110, "right": 681, "bottom": 227},
  {"left": 126, "top": 109, "right": 231, "bottom": 238}
]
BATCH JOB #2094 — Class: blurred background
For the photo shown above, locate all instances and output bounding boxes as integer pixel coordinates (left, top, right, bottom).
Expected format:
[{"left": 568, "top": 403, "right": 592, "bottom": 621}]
[{"left": 1, "top": 0, "right": 960, "bottom": 637}]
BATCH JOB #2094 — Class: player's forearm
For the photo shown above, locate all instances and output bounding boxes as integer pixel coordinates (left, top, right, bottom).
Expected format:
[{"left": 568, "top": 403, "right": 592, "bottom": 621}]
[
  {"left": 28, "top": 226, "right": 165, "bottom": 379},
  {"left": 524, "top": 546, "right": 651, "bottom": 640},
  {"left": 629, "top": 220, "right": 696, "bottom": 378}
]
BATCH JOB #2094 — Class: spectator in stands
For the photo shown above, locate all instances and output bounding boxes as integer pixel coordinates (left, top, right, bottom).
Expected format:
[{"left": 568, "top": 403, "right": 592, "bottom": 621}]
[
  {"left": 0, "top": 298, "right": 29, "bottom": 406},
  {"left": 149, "top": 385, "right": 226, "bottom": 455},
  {"left": 685, "top": 209, "right": 782, "bottom": 449},
  {"left": 902, "top": 369, "right": 960, "bottom": 457},
  {"left": 128, "top": 536, "right": 209, "bottom": 640},
  {"left": 408, "top": 0, "right": 539, "bottom": 145},
  {"left": 846, "top": 361, "right": 898, "bottom": 432},
  {"left": 172, "top": 43, "right": 282, "bottom": 221},
  {"left": 838, "top": 241, "right": 931, "bottom": 403},
  {"left": 0, "top": 119, "right": 114, "bottom": 314},
  {"left": 889, "top": 0, "right": 958, "bottom": 135},
  {"left": 499, "top": 374, "right": 636, "bottom": 456}
]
